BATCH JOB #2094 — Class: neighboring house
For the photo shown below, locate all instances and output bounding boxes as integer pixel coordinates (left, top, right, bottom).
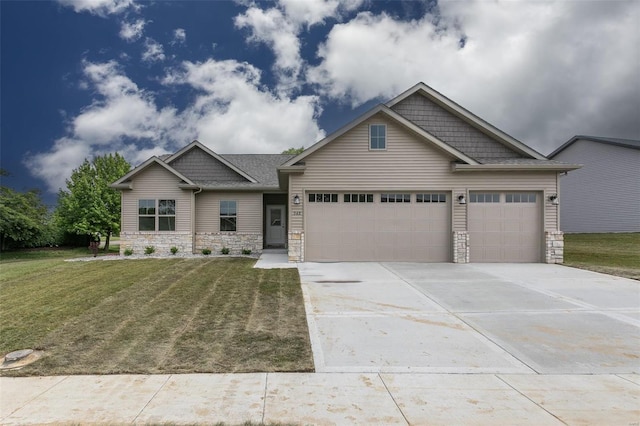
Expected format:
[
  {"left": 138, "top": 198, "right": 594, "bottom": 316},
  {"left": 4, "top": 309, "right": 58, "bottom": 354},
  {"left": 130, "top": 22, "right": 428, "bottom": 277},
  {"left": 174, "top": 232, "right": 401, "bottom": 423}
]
[
  {"left": 548, "top": 135, "right": 640, "bottom": 233},
  {"left": 112, "top": 82, "right": 580, "bottom": 263}
]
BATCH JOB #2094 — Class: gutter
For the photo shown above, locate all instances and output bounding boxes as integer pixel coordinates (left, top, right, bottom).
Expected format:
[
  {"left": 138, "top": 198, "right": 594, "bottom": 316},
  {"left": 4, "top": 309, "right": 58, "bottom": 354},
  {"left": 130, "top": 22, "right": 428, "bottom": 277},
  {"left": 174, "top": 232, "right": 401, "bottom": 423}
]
[{"left": 451, "top": 163, "right": 582, "bottom": 172}]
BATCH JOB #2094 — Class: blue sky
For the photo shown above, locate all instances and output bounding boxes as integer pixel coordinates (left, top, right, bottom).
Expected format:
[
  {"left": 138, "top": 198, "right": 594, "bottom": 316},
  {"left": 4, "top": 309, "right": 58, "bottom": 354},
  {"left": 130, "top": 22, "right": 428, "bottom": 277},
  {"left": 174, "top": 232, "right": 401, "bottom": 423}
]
[{"left": 2, "top": 0, "right": 639, "bottom": 206}]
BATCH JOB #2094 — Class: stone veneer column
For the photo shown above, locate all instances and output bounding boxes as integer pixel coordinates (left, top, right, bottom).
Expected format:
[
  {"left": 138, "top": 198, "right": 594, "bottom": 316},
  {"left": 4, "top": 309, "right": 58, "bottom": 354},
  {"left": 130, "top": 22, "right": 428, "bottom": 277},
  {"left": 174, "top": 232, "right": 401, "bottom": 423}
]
[
  {"left": 288, "top": 231, "right": 304, "bottom": 262},
  {"left": 545, "top": 230, "right": 564, "bottom": 264},
  {"left": 452, "top": 231, "right": 469, "bottom": 263}
]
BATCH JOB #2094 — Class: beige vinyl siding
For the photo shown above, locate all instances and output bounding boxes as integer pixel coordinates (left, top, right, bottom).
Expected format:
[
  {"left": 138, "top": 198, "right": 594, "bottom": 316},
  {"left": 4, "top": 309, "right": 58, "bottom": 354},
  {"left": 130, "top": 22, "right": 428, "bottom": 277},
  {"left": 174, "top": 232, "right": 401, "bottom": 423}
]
[
  {"left": 196, "top": 192, "right": 262, "bottom": 233},
  {"left": 289, "top": 114, "right": 559, "bottom": 232},
  {"left": 121, "top": 164, "right": 192, "bottom": 232}
]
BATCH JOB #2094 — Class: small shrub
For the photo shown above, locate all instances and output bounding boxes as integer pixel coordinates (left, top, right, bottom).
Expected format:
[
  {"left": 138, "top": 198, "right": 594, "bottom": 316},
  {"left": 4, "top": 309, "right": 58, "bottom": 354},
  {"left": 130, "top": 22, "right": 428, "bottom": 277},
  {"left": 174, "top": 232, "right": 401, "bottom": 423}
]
[
  {"left": 124, "top": 248, "right": 134, "bottom": 256},
  {"left": 221, "top": 247, "right": 230, "bottom": 255},
  {"left": 202, "top": 248, "right": 212, "bottom": 255},
  {"left": 170, "top": 246, "right": 179, "bottom": 255},
  {"left": 242, "top": 249, "right": 252, "bottom": 255},
  {"left": 144, "top": 246, "right": 155, "bottom": 255}
]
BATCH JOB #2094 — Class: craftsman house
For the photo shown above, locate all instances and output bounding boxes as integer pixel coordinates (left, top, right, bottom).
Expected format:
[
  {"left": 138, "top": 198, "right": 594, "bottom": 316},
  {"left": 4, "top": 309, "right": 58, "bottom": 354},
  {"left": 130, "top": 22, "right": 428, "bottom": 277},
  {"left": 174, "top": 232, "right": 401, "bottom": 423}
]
[{"left": 111, "top": 82, "right": 580, "bottom": 263}]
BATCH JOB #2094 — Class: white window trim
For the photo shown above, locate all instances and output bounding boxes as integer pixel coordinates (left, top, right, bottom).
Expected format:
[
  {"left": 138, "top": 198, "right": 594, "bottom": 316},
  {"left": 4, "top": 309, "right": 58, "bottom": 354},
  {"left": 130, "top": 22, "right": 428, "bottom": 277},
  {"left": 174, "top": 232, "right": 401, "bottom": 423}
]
[{"left": 369, "top": 123, "right": 387, "bottom": 151}]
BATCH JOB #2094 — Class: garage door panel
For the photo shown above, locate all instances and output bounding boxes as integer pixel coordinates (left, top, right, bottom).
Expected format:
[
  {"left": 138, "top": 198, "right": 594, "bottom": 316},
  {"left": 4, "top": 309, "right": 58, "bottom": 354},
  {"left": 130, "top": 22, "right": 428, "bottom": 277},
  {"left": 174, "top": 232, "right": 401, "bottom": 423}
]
[
  {"left": 469, "top": 192, "right": 542, "bottom": 263},
  {"left": 306, "top": 192, "right": 451, "bottom": 262}
]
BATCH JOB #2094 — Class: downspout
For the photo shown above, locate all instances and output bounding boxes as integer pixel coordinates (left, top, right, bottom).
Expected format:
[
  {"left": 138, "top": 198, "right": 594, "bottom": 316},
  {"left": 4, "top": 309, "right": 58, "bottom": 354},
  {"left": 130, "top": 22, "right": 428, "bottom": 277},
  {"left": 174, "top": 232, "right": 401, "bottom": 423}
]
[{"left": 192, "top": 187, "right": 202, "bottom": 254}]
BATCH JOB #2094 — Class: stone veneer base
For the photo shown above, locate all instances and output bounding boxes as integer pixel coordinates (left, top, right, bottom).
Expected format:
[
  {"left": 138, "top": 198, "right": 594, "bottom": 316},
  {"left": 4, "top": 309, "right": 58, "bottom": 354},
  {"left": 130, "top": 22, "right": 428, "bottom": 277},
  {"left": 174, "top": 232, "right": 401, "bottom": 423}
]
[
  {"left": 545, "top": 230, "right": 564, "bottom": 264},
  {"left": 120, "top": 232, "right": 263, "bottom": 256},
  {"left": 195, "top": 232, "right": 262, "bottom": 256},
  {"left": 120, "top": 232, "right": 192, "bottom": 256}
]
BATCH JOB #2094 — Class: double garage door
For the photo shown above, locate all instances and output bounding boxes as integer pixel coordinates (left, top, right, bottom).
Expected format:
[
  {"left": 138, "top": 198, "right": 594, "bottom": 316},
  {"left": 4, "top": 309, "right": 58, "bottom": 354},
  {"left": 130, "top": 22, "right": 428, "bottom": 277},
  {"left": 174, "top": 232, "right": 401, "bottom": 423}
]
[
  {"left": 305, "top": 191, "right": 542, "bottom": 263},
  {"left": 306, "top": 192, "right": 451, "bottom": 262}
]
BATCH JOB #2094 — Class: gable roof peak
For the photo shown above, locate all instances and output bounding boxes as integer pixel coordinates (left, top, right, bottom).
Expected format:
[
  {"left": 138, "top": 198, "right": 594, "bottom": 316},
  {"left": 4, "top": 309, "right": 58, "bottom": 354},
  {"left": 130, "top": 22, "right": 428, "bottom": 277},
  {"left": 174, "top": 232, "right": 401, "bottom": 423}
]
[
  {"left": 166, "top": 140, "right": 258, "bottom": 183},
  {"left": 387, "top": 82, "right": 546, "bottom": 160}
]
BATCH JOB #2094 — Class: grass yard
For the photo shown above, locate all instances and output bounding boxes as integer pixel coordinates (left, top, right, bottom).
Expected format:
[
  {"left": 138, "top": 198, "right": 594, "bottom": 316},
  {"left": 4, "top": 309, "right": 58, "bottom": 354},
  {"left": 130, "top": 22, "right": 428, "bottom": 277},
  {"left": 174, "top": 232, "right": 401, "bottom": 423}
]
[
  {"left": 0, "top": 256, "right": 314, "bottom": 376},
  {"left": 564, "top": 233, "right": 640, "bottom": 280}
]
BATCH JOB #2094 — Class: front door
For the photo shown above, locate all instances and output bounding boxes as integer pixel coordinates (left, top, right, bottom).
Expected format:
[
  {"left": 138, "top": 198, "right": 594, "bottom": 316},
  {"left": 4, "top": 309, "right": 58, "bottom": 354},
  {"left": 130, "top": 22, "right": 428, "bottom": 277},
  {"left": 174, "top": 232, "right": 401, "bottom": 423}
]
[{"left": 266, "top": 205, "right": 286, "bottom": 247}]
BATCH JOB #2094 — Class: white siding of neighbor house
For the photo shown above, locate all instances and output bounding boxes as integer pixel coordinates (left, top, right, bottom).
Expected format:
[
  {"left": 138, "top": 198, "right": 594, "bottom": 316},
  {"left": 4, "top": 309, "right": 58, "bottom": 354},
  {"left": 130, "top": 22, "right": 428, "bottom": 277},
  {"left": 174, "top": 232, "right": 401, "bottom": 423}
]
[
  {"left": 195, "top": 192, "right": 262, "bottom": 233},
  {"left": 288, "top": 114, "right": 559, "bottom": 233},
  {"left": 121, "top": 164, "right": 193, "bottom": 232},
  {"left": 552, "top": 139, "right": 640, "bottom": 233}
]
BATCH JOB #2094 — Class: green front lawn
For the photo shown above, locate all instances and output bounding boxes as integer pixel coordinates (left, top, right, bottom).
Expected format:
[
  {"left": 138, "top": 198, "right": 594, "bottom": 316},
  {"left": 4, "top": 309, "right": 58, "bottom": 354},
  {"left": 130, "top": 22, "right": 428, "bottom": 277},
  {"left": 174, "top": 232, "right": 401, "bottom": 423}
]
[
  {"left": 564, "top": 233, "right": 640, "bottom": 280},
  {"left": 0, "top": 257, "right": 314, "bottom": 376}
]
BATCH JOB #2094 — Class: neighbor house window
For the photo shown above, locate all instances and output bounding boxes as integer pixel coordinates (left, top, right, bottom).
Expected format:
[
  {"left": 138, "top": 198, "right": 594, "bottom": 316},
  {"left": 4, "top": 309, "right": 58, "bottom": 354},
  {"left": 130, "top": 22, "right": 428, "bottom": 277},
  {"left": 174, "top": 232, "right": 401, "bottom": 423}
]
[
  {"left": 308, "top": 193, "right": 338, "bottom": 203},
  {"left": 416, "top": 193, "right": 447, "bottom": 203},
  {"left": 138, "top": 199, "right": 156, "bottom": 231},
  {"left": 470, "top": 193, "right": 500, "bottom": 203},
  {"left": 505, "top": 193, "right": 537, "bottom": 203},
  {"left": 381, "top": 193, "right": 411, "bottom": 203},
  {"left": 344, "top": 193, "right": 374, "bottom": 203},
  {"left": 139, "top": 199, "right": 176, "bottom": 231},
  {"left": 158, "top": 199, "right": 176, "bottom": 231},
  {"left": 220, "top": 200, "right": 237, "bottom": 231},
  {"left": 370, "top": 124, "right": 386, "bottom": 150}
]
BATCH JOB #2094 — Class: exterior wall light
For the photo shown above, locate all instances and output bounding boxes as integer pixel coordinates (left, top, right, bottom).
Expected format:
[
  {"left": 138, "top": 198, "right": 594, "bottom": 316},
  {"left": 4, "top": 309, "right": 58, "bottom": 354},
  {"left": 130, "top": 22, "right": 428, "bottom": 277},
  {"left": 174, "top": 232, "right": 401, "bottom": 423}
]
[
  {"left": 457, "top": 194, "right": 466, "bottom": 205},
  {"left": 548, "top": 194, "right": 559, "bottom": 205},
  {"left": 293, "top": 194, "right": 301, "bottom": 205}
]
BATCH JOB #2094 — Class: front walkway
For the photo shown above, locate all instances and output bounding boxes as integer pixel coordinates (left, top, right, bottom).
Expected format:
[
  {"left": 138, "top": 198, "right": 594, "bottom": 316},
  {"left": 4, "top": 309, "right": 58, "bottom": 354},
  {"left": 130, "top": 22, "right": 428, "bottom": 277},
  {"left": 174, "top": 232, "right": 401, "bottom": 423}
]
[{"left": 2, "top": 372, "right": 638, "bottom": 424}]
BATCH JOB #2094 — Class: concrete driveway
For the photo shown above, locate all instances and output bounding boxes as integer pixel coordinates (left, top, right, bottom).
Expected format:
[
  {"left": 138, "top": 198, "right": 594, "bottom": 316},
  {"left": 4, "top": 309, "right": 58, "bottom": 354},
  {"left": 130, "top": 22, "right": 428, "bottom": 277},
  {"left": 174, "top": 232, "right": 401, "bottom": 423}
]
[{"left": 298, "top": 262, "right": 640, "bottom": 374}]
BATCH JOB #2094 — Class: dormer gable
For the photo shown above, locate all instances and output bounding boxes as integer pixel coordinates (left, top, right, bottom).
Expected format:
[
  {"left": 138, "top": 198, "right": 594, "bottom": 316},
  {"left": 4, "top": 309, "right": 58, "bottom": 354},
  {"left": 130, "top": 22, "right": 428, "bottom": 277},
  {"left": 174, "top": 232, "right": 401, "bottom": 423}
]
[
  {"left": 387, "top": 82, "right": 547, "bottom": 161},
  {"left": 166, "top": 140, "right": 257, "bottom": 184}
]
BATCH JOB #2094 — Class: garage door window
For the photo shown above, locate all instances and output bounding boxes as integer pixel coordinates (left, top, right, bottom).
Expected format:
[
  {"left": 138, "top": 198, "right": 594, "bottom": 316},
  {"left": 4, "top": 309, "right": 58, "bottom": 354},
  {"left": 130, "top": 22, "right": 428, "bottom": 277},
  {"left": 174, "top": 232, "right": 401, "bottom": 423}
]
[
  {"left": 381, "top": 193, "right": 411, "bottom": 203},
  {"left": 344, "top": 193, "right": 374, "bottom": 203},
  {"left": 417, "top": 193, "right": 447, "bottom": 203},
  {"left": 506, "top": 193, "right": 537, "bottom": 203},
  {"left": 470, "top": 193, "right": 500, "bottom": 203},
  {"left": 308, "top": 193, "right": 338, "bottom": 203}
]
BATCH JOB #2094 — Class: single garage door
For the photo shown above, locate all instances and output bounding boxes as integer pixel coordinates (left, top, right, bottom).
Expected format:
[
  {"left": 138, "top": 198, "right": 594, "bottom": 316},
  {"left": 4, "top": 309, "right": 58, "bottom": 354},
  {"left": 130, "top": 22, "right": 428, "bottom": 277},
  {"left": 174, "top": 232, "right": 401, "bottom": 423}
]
[
  {"left": 468, "top": 192, "right": 542, "bottom": 262},
  {"left": 305, "top": 192, "right": 451, "bottom": 262}
]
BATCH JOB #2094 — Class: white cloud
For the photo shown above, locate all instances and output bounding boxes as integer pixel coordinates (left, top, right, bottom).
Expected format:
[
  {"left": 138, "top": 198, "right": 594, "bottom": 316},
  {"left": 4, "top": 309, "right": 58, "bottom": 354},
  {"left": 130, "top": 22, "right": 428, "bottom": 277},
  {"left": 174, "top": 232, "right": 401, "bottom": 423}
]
[
  {"left": 278, "top": 0, "right": 363, "bottom": 27},
  {"left": 24, "top": 138, "right": 92, "bottom": 192},
  {"left": 172, "top": 28, "right": 186, "bottom": 45},
  {"left": 26, "top": 58, "right": 325, "bottom": 192},
  {"left": 119, "top": 19, "right": 146, "bottom": 42},
  {"left": 57, "top": 0, "right": 138, "bottom": 16},
  {"left": 142, "top": 38, "right": 166, "bottom": 62},
  {"left": 307, "top": 1, "right": 640, "bottom": 153},
  {"left": 163, "top": 58, "right": 325, "bottom": 153},
  {"left": 235, "top": 7, "right": 302, "bottom": 89},
  {"left": 233, "top": 0, "right": 364, "bottom": 91}
]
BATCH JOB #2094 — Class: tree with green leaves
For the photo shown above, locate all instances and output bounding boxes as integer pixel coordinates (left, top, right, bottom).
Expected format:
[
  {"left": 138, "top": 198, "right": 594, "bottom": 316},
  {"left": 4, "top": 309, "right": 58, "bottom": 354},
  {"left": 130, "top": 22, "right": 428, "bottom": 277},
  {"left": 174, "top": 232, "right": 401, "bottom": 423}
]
[
  {"left": 281, "top": 146, "right": 305, "bottom": 155},
  {"left": 55, "top": 153, "right": 130, "bottom": 252},
  {"left": 0, "top": 169, "right": 53, "bottom": 250}
]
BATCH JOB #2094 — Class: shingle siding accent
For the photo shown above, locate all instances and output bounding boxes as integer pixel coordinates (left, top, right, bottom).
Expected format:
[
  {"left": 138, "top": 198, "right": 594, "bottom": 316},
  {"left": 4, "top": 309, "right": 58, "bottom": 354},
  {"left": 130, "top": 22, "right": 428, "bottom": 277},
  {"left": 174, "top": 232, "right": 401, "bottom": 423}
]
[
  {"left": 391, "top": 93, "right": 524, "bottom": 160},
  {"left": 169, "top": 147, "right": 248, "bottom": 183}
]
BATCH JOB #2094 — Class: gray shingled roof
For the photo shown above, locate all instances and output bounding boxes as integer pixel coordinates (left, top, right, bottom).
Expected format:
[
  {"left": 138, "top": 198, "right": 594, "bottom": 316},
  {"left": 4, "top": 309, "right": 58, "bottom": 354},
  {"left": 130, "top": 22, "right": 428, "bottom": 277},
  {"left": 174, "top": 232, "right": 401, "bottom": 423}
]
[
  {"left": 221, "top": 154, "right": 294, "bottom": 187},
  {"left": 548, "top": 135, "right": 640, "bottom": 158}
]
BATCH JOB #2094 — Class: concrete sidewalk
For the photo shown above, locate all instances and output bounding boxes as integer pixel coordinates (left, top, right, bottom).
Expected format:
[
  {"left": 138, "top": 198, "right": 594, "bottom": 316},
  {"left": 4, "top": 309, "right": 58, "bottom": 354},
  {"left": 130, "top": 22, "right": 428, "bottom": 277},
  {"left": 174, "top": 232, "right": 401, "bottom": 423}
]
[{"left": 2, "top": 372, "right": 638, "bottom": 425}]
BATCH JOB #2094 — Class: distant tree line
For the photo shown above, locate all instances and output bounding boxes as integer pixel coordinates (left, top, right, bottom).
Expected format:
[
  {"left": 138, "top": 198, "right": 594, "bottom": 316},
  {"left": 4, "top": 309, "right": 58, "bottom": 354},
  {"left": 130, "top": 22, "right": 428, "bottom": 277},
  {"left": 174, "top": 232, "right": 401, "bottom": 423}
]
[{"left": 0, "top": 153, "right": 130, "bottom": 252}]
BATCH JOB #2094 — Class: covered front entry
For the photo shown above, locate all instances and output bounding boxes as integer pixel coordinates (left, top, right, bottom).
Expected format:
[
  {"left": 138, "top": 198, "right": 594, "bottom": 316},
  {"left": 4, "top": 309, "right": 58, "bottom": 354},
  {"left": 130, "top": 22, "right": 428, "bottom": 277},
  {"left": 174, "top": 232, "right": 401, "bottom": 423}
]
[
  {"left": 468, "top": 191, "right": 543, "bottom": 262},
  {"left": 305, "top": 192, "right": 451, "bottom": 262}
]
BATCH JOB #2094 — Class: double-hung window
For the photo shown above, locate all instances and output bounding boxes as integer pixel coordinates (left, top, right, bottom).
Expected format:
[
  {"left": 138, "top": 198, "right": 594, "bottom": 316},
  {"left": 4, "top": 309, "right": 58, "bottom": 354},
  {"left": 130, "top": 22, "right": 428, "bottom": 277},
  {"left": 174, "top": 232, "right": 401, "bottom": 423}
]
[
  {"left": 138, "top": 200, "right": 156, "bottom": 231},
  {"left": 139, "top": 199, "right": 176, "bottom": 231},
  {"left": 158, "top": 200, "right": 176, "bottom": 231},
  {"left": 220, "top": 200, "right": 237, "bottom": 232},
  {"left": 370, "top": 124, "right": 386, "bottom": 150}
]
